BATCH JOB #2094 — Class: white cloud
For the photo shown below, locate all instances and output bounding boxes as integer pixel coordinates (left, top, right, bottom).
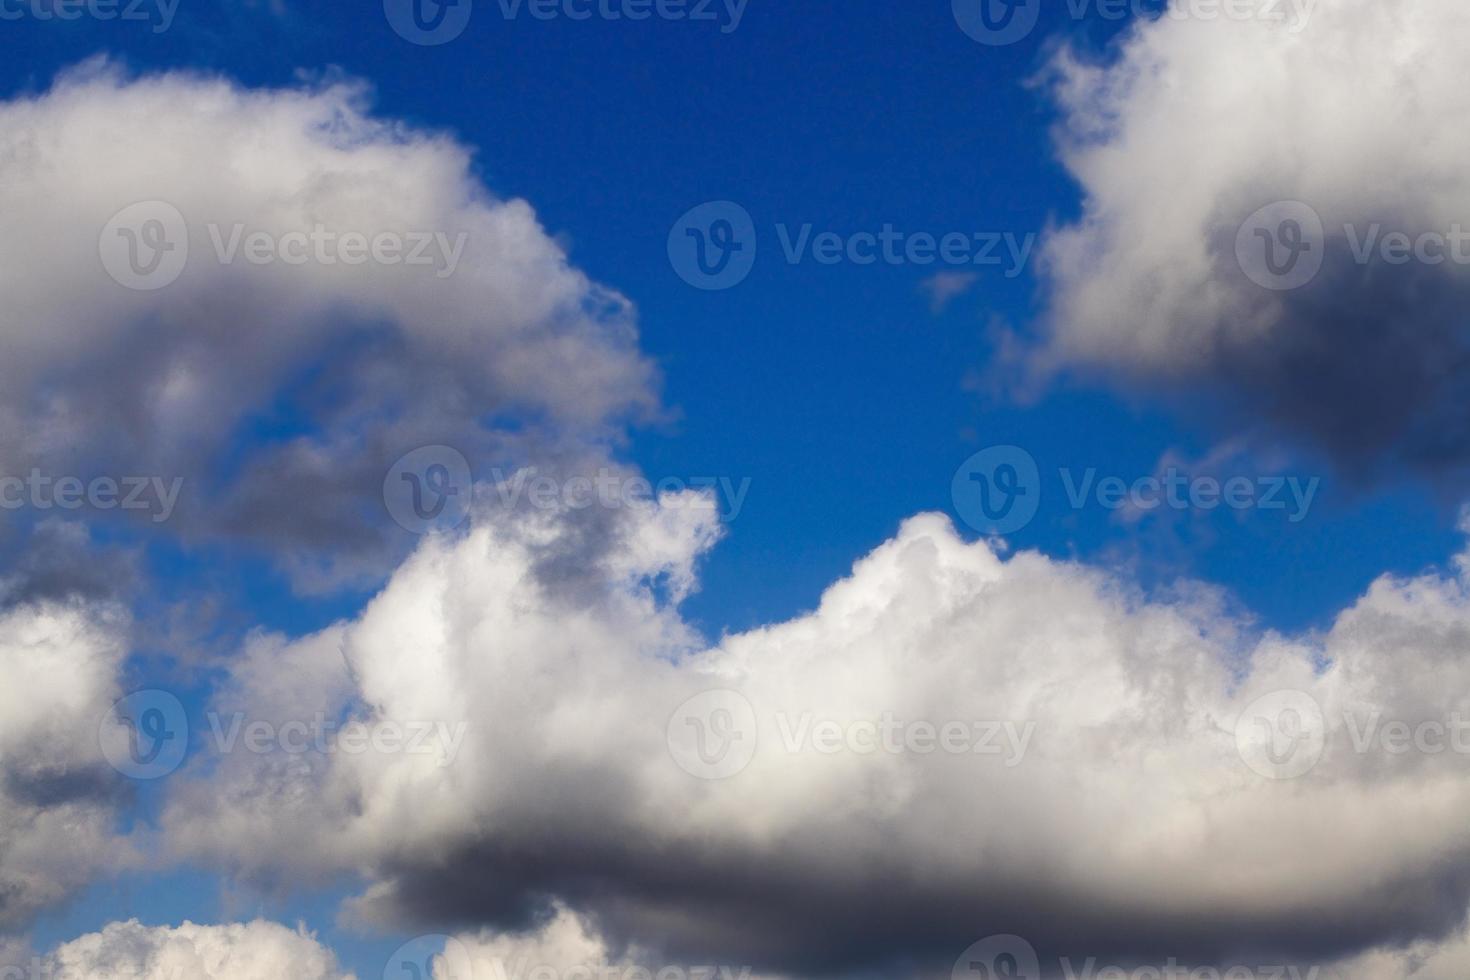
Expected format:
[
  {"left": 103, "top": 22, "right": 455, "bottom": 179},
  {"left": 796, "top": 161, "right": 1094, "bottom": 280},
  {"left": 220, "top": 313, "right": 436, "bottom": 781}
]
[
  {"left": 156, "top": 485, "right": 1470, "bottom": 974},
  {"left": 37, "top": 920, "right": 354, "bottom": 980},
  {"left": 1032, "top": 0, "right": 1470, "bottom": 472},
  {"left": 0, "top": 62, "right": 656, "bottom": 588},
  {"left": 0, "top": 599, "right": 130, "bottom": 931}
]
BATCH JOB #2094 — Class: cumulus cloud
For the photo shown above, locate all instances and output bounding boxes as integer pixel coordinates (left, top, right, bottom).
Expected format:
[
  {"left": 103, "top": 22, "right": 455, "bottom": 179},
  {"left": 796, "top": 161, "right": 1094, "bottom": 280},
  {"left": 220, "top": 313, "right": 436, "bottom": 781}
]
[
  {"left": 35, "top": 920, "right": 354, "bottom": 980},
  {"left": 151, "top": 485, "right": 1470, "bottom": 976},
  {"left": 0, "top": 599, "right": 130, "bottom": 931},
  {"left": 1033, "top": 0, "right": 1470, "bottom": 479},
  {"left": 0, "top": 61, "right": 656, "bottom": 589}
]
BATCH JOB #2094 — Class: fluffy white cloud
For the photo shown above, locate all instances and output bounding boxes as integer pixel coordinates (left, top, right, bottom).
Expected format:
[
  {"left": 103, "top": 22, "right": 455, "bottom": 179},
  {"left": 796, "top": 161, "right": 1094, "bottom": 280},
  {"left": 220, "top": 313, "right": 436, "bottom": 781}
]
[
  {"left": 1033, "top": 0, "right": 1470, "bottom": 473},
  {"left": 34, "top": 920, "right": 353, "bottom": 980},
  {"left": 159, "top": 487, "right": 1470, "bottom": 975},
  {"left": 0, "top": 599, "right": 130, "bottom": 931},
  {"left": 0, "top": 62, "right": 655, "bottom": 588}
]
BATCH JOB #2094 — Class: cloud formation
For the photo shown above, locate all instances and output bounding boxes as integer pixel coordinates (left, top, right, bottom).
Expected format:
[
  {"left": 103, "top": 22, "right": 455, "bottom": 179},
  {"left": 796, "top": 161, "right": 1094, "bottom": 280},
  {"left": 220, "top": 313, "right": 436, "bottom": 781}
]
[
  {"left": 153, "top": 486, "right": 1470, "bottom": 976},
  {"left": 0, "top": 62, "right": 656, "bottom": 589},
  {"left": 35, "top": 920, "right": 354, "bottom": 980},
  {"left": 1033, "top": 0, "right": 1470, "bottom": 479},
  {"left": 0, "top": 599, "right": 129, "bottom": 931}
]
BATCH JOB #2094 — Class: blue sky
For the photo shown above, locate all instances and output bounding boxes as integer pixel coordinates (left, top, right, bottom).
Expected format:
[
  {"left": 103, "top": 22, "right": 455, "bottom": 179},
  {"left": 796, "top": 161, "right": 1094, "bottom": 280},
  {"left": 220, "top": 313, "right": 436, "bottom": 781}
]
[{"left": 5, "top": 1, "right": 1470, "bottom": 978}]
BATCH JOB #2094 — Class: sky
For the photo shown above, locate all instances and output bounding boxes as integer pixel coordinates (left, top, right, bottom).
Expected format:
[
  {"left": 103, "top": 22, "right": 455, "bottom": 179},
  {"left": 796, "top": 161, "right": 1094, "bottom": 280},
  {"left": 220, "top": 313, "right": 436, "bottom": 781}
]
[{"left": 4, "top": 0, "right": 1470, "bottom": 978}]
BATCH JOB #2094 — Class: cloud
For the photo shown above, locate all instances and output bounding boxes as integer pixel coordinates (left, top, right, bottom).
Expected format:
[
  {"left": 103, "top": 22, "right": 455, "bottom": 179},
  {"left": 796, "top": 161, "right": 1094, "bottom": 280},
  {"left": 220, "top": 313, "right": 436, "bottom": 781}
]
[
  {"left": 918, "top": 271, "right": 978, "bottom": 314},
  {"left": 0, "top": 599, "right": 131, "bottom": 931},
  {"left": 0, "top": 61, "right": 657, "bottom": 590},
  {"left": 34, "top": 920, "right": 354, "bottom": 980},
  {"left": 1031, "top": 0, "right": 1470, "bottom": 480},
  {"left": 154, "top": 486, "right": 1470, "bottom": 976}
]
